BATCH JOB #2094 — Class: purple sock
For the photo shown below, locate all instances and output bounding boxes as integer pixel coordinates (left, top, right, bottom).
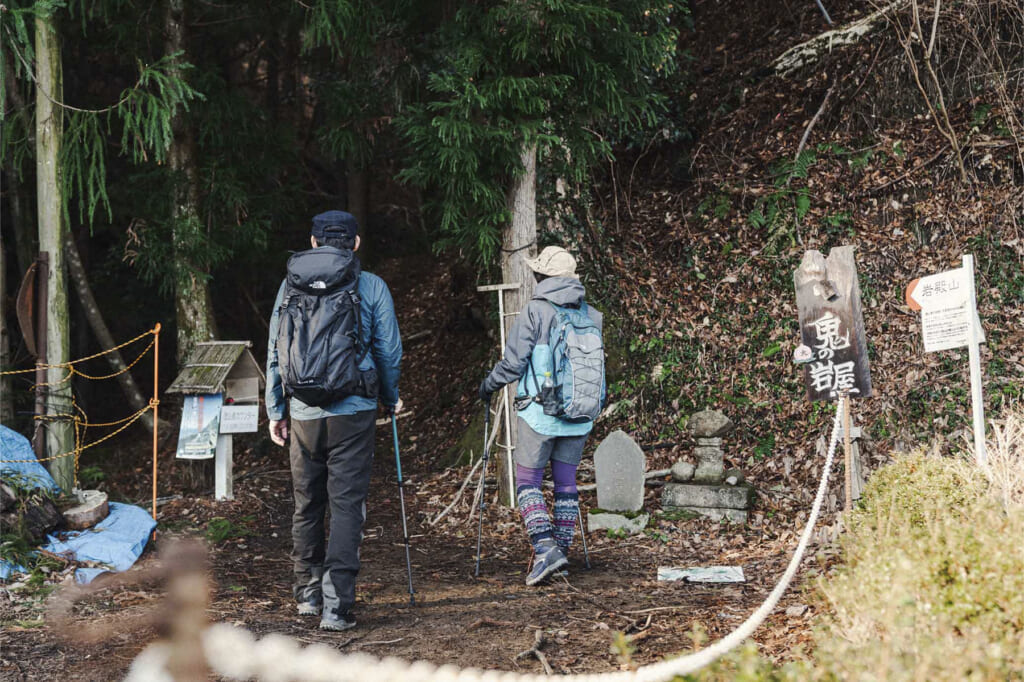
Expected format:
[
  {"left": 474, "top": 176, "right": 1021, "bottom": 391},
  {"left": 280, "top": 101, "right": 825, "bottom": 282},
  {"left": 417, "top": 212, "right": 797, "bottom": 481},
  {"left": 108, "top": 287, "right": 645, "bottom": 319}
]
[{"left": 551, "top": 460, "right": 578, "bottom": 494}]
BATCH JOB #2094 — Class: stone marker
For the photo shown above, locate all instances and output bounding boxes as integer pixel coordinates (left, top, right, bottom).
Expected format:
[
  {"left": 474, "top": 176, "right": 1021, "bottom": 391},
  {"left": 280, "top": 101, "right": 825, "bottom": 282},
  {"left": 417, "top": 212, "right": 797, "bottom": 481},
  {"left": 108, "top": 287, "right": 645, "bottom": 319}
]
[
  {"left": 594, "top": 430, "right": 645, "bottom": 512},
  {"left": 689, "top": 411, "right": 735, "bottom": 438},
  {"left": 657, "top": 566, "right": 745, "bottom": 583},
  {"left": 662, "top": 409, "right": 752, "bottom": 524}
]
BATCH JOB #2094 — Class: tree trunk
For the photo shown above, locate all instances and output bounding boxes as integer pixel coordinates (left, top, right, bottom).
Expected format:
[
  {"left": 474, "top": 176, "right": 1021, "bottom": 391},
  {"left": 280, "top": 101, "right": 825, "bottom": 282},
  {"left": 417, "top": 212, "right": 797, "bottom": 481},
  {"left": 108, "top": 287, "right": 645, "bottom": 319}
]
[
  {"left": 1, "top": 58, "right": 37, "bottom": 277},
  {"left": 1, "top": 238, "right": 13, "bottom": 424},
  {"left": 165, "top": 0, "right": 217, "bottom": 364},
  {"left": 496, "top": 142, "right": 539, "bottom": 506},
  {"left": 36, "top": 11, "right": 75, "bottom": 492},
  {"left": 64, "top": 231, "right": 162, "bottom": 434},
  {"left": 346, "top": 159, "right": 370, "bottom": 257},
  {"left": 7, "top": 170, "right": 37, "bottom": 279}
]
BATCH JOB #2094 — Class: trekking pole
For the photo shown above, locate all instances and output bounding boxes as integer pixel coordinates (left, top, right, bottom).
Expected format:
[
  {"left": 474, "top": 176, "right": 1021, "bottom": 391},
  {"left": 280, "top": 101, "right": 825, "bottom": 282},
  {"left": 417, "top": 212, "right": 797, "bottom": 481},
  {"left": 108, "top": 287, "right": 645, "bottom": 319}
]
[
  {"left": 474, "top": 401, "right": 491, "bottom": 578},
  {"left": 390, "top": 412, "right": 415, "bottom": 605},
  {"left": 576, "top": 504, "right": 591, "bottom": 569}
]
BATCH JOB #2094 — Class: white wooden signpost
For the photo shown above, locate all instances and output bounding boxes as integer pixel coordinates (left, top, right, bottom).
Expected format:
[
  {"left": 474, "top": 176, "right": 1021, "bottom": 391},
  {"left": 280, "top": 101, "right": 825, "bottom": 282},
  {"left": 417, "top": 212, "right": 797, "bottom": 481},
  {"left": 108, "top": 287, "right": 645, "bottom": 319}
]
[
  {"left": 167, "top": 342, "right": 265, "bottom": 501},
  {"left": 905, "top": 255, "right": 987, "bottom": 465}
]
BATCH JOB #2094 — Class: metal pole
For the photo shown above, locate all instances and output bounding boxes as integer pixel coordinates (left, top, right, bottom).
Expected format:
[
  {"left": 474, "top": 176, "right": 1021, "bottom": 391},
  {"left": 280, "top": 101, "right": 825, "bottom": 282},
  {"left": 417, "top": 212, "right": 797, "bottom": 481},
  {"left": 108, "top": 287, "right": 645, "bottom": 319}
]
[
  {"left": 576, "top": 504, "right": 591, "bottom": 569},
  {"left": 152, "top": 323, "right": 161, "bottom": 521},
  {"left": 963, "top": 254, "right": 987, "bottom": 466},
  {"left": 474, "top": 403, "right": 491, "bottom": 577},
  {"left": 391, "top": 415, "right": 416, "bottom": 605}
]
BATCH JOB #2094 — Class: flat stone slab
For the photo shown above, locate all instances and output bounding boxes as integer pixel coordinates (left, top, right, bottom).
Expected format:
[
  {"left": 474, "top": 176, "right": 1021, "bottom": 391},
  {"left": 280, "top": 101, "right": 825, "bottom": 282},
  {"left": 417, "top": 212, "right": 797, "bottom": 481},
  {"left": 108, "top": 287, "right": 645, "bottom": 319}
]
[
  {"left": 694, "top": 446, "right": 724, "bottom": 462},
  {"left": 587, "top": 511, "right": 650, "bottom": 535},
  {"left": 677, "top": 507, "right": 748, "bottom": 524},
  {"left": 661, "top": 481, "right": 754, "bottom": 510}
]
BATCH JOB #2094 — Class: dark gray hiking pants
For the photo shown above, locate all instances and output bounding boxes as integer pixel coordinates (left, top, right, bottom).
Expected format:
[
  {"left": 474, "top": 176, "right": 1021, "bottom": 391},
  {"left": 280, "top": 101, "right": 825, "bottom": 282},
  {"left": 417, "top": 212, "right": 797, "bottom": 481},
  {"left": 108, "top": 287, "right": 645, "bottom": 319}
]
[{"left": 289, "top": 410, "right": 376, "bottom": 617}]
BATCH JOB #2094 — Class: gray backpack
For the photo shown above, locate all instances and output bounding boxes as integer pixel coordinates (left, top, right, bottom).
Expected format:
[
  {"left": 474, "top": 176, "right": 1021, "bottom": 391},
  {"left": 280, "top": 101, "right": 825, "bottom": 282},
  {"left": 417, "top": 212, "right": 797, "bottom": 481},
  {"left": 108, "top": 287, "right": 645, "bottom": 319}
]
[{"left": 534, "top": 302, "right": 604, "bottom": 423}]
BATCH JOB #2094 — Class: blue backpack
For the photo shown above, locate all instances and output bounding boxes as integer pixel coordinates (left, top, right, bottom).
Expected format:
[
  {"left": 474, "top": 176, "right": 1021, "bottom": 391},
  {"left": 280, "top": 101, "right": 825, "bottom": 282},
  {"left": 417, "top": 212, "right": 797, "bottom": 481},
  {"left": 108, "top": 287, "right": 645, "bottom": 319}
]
[{"left": 532, "top": 302, "right": 604, "bottom": 423}]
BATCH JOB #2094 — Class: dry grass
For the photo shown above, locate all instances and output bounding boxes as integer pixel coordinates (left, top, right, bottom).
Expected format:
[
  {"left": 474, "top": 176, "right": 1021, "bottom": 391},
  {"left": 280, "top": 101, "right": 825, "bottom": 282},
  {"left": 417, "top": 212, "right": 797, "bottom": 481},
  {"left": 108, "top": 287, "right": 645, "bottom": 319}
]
[{"left": 685, "top": 409, "right": 1024, "bottom": 681}]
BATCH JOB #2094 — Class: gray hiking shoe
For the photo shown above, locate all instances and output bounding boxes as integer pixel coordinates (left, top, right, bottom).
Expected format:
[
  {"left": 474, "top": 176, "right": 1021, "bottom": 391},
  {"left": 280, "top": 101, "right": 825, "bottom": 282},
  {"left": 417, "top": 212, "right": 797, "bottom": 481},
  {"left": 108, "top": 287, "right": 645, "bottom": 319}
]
[
  {"left": 319, "top": 611, "right": 356, "bottom": 631},
  {"left": 297, "top": 601, "right": 320, "bottom": 616},
  {"left": 526, "top": 539, "right": 569, "bottom": 586}
]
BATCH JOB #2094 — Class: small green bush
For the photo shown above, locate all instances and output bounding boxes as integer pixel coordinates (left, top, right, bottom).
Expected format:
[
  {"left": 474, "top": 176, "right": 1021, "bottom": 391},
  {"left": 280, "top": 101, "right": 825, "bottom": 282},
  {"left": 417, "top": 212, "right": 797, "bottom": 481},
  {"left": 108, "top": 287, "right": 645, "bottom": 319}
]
[
  {"left": 663, "top": 446, "right": 1024, "bottom": 681},
  {"left": 815, "top": 451, "right": 1024, "bottom": 680}
]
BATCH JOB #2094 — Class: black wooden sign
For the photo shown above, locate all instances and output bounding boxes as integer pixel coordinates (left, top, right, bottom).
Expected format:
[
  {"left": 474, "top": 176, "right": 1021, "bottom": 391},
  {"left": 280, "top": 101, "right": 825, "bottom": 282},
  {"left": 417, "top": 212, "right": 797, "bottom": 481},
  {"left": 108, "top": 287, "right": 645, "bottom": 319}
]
[{"left": 793, "top": 246, "right": 872, "bottom": 402}]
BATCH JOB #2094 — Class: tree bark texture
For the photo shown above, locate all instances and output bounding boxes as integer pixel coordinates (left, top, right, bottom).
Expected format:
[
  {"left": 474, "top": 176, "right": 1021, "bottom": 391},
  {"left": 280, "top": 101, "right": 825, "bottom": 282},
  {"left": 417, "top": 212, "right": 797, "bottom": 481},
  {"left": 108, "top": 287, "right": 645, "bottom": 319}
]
[
  {"left": 1, "top": 238, "right": 13, "bottom": 424},
  {"left": 166, "top": 0, "right": 217, "bottom": 365},
  {"left": 64, "top": 232, "right": 160, "bottom": 433},
  {"left": 346, "top": 160, "right": 371, "bottom": 262},
  {"left": 496, "top": 142, "right": 539, "bottom": 505},
  {"left": 36, "top": 11, "right": 75, "bottom": 491},
  {"left": 2, "top": 59, "right": 38, "bottom": 275}
]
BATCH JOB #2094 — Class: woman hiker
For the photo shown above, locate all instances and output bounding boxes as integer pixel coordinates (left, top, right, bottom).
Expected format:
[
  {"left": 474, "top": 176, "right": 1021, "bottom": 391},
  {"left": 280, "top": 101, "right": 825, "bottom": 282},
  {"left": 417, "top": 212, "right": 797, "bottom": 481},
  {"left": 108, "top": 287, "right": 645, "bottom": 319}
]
[{"left": 478, "top": 246, "right": 605, "bottom": 585}]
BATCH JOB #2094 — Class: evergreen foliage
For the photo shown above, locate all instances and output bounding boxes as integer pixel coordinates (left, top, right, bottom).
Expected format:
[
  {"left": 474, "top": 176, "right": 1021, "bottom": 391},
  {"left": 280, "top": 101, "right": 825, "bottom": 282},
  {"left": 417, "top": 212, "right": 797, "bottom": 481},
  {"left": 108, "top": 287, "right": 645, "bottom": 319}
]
[{"left": 395, "top": 0, "right": 681, "bottom": 262}]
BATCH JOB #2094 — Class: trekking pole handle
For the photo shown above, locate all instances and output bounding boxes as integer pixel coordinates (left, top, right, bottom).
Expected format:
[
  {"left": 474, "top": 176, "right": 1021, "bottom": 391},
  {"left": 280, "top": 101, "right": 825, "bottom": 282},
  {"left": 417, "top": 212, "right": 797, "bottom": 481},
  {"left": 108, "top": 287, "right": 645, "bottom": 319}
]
[{"left": 391, "top": 415, "right": 403, "bottom": 483}]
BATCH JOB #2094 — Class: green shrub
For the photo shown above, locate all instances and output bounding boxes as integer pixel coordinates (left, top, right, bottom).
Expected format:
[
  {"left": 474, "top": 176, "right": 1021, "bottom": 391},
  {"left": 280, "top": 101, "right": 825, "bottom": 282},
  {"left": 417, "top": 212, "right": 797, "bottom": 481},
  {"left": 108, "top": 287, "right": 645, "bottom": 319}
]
[{"left": 814, "top": 451, "right": 1024, "bottom": 680}]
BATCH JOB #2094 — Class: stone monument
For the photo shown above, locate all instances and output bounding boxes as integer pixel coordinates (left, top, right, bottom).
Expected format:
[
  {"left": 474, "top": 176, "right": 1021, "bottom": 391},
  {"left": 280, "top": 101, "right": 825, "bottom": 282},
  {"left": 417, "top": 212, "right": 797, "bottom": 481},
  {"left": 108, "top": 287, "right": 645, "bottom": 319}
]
[
  {"left": 661, "top": 410, "right": 753, "bottom": 523},
  {"left": 588, "top": 430, "right": 649, "bottom": 535}
]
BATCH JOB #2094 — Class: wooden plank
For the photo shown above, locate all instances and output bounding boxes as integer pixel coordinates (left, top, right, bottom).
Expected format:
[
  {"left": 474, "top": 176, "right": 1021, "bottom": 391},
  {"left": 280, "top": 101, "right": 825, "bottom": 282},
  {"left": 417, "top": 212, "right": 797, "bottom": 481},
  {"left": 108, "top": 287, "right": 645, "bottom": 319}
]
[
  {"left": 794, "top": 246, "right": 872, "bottom": 401},
  {"left": 476, "top": 283, "right": 522, "bottom": 292},
  {"left": 167, "top": 342, "right": 253, "bottom": 394}
]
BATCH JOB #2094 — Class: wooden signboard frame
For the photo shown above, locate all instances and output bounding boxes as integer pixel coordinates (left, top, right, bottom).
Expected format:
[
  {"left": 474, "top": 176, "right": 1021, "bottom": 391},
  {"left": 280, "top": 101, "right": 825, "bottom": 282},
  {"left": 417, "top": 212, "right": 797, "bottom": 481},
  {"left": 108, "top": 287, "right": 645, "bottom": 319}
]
[{"left": 794, "top": 246, "right": 872, "bottom": 402}]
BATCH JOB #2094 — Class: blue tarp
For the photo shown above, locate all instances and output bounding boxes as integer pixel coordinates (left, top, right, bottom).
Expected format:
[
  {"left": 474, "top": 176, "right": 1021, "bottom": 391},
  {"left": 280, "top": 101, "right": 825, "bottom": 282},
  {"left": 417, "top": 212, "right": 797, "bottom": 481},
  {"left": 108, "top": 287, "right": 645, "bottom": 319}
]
[
  {"left": 0, "top": 425, "right": 156, "bottom": 583},
  {"left": 1, "top": 424, "right": 61, "bottom": 493}
]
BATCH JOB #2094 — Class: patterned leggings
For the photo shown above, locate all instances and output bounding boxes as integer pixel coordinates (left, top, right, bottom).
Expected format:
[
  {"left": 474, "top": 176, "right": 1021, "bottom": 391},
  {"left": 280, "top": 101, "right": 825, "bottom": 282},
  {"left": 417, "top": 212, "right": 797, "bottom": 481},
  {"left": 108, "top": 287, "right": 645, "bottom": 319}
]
[{"left": 516, "top": 461, "right": 579, "bottom": 550}]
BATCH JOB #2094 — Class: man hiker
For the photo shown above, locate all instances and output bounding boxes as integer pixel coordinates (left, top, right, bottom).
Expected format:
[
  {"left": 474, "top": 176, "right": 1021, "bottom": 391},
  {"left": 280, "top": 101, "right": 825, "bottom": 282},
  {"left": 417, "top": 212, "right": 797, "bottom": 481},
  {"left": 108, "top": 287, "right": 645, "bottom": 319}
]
[
  {"left": 478, "top": 246, "right": 605, "bottom": 585},
  {"left": 265, "top": 210, "right": 402, "bottom": 631}
]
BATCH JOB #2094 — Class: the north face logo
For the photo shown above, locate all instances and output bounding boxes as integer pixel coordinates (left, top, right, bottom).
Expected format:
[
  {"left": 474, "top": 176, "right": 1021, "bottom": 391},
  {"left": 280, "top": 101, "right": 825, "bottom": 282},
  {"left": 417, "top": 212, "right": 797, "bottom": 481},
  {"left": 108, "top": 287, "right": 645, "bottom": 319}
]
[{"left": 311, "top": 281, "right": 327, "bottom": 290}]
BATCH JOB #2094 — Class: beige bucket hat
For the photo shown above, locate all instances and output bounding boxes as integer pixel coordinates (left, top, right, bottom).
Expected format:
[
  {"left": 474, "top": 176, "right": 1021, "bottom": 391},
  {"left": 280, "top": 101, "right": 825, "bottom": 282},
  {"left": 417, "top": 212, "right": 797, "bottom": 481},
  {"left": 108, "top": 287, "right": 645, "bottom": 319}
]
[{"left": 524, "top": 246, "right": 578, "bottom": 278}]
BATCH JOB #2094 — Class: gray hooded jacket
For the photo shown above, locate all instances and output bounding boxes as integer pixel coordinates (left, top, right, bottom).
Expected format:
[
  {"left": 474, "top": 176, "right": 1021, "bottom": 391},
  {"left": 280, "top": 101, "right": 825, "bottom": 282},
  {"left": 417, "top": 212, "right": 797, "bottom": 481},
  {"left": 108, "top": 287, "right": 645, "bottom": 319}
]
[{"left": 482, "top": 277, "right": 604, "bottom": 437}]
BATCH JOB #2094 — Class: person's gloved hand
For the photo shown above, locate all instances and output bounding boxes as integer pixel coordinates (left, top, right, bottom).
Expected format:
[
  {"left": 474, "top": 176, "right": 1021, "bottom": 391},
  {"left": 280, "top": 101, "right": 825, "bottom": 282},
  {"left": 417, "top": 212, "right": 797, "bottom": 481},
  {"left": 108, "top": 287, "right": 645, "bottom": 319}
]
[{"left": 478, "top": 380, "right": 493, "bottom": 404}]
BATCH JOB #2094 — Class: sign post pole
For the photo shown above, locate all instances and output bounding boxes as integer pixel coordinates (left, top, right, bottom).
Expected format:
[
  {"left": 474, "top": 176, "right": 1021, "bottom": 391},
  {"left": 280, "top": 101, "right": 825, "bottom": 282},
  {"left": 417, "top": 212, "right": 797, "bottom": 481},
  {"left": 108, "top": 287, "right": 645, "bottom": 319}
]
[
  {"left": 842, "top": 391, "right": 853, "bottom": 513},
  {"left": 215, "top": 433, "right": 233, "bottom": 501},
  {"left": 963, "top": 255, "right": 987, "bottom": 466},
  {"left": 477, "top": 282, "right": 521, "bottom": 507},
  {"left": 905, "top": 256, "right": 987, "bottom": 466}
]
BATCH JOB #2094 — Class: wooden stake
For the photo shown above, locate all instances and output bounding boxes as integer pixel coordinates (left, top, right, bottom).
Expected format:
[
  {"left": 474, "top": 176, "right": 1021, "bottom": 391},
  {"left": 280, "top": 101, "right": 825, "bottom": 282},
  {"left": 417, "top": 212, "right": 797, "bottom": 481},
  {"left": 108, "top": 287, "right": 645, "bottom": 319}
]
[
  {"left": 477, "top": 282, "right": 521, "bottom": 507},
  {"left": 843, "top": 392, "right": 853, "bottom": 513},
  {"left": 152, "top": 323, "right": 161, "bottom": 521}
]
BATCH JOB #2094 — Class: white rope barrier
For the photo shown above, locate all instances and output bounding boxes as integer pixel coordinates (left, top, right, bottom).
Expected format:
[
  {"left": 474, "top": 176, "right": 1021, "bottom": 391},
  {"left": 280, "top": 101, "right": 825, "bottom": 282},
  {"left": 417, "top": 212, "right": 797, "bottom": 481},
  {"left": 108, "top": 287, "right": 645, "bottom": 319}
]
[{"left": 126, "top": 398, "right": 848, "bottom": 682}]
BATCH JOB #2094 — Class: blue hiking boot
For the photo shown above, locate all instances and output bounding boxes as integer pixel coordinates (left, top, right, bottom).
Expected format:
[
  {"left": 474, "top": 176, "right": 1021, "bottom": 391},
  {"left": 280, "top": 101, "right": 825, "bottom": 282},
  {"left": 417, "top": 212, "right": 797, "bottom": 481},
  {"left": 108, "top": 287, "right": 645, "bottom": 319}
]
[
  {"left": 297, "top": 600, "right": 320, "bottom": 616},
  {"left": 526, "top": 539, "right": 568, "bottom": 586}
]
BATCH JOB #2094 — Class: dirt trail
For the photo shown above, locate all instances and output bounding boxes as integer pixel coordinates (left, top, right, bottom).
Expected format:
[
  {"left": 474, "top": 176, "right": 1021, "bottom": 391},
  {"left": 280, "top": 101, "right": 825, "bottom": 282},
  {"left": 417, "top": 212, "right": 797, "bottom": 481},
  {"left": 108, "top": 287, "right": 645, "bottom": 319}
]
[{"left": 2, "top": 441, "right": 813, "bottom": 680}]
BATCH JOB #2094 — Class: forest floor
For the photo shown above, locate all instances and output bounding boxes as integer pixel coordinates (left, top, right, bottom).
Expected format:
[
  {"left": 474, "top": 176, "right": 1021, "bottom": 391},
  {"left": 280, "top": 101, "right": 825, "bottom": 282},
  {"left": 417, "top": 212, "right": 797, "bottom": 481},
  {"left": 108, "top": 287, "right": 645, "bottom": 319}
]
[
  {"left": 5, "top": 0, "right": 1024, "bottom": 678},
  {"left": 0, "top": 253, "right": 825, "bottom": 680}
]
